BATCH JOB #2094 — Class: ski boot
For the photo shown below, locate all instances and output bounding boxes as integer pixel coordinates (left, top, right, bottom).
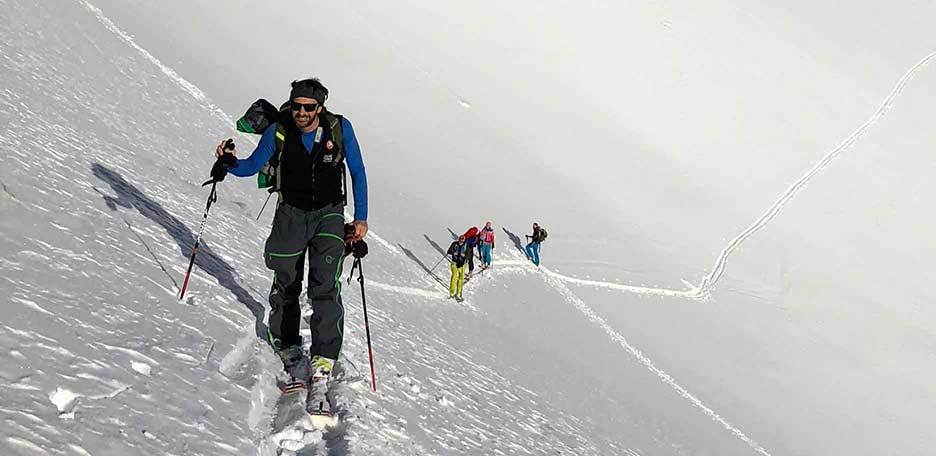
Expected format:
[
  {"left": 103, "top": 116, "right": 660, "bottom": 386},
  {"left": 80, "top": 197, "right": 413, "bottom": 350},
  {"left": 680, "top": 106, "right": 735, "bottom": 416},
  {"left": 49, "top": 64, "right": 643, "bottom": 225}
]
[
  {"left": 307, "top": 355, "right": 338, "bottom": 428},
  {"left": 276, "top": 345, "right": 311, "bottom": 393}
]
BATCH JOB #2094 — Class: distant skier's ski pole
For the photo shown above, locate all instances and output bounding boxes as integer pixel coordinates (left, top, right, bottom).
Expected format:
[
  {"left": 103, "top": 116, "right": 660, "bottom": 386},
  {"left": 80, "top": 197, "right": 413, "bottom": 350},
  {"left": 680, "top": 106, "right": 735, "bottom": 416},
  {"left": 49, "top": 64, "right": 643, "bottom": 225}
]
[
  {"left": 348, "top": 256, "right": 377, "bottom": 392},
  {"left": 179, "top": 139, "right": 236, "bottom": 300}
]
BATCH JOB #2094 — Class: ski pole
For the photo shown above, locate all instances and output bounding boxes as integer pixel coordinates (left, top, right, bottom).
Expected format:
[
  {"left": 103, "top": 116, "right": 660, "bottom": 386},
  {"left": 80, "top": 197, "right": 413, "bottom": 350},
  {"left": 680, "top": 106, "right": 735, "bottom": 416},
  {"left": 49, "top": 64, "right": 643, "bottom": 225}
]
[
  {"left": 179, "top": 180, "right": 217, "bottom": 300},
  {"left": 179, "top": 139, "right": 234, "bottom": 300},
  {"left": 255, "top": 190, "right": 274, "bottom": 221},
  {"left": 348, "top": 257, "right": 377, "bottom": 392},
  {"left": 429, "top": 253, "right": 447, "bottom": 273}
]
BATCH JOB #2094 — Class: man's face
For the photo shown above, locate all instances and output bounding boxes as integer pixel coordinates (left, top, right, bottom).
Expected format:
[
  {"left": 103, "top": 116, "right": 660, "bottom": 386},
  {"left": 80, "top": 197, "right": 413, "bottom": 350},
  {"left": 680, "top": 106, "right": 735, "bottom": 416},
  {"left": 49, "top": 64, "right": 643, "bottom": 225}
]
[{"left": 290, "top": 96, "right": 322, "bottom": 130}]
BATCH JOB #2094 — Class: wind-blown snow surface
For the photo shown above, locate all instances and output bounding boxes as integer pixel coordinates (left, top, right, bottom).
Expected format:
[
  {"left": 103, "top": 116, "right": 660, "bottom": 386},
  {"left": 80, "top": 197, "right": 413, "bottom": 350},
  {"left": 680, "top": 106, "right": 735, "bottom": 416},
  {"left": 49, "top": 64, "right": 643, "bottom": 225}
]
[{"left": 4, "top": 0, "right": 936, "bottom": 455}]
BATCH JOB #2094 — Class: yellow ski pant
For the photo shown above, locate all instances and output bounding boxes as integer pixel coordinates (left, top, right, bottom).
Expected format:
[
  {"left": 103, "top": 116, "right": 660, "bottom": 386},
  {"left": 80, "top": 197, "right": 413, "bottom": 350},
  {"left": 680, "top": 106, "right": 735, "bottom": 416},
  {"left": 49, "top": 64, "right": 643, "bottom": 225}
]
[{"left": 449, "top": 262, "right": 466, "bottom": 298}]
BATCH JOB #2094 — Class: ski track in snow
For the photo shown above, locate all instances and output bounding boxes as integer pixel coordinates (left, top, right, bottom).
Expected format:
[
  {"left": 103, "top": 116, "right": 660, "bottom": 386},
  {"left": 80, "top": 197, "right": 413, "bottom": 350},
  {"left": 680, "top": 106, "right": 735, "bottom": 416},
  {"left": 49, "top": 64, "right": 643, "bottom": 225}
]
[
  {"left": 696, "top": 50, "right": 936, "bottom": 295},
  {"left": 539, "top": 51, "right": 936, "bottom": 299},
  {"left": 70, "top": 1, "right": 936, "bottom": 454},
  {"left": 538, "top": 267, "right": 771, "bottom": 456},
  {"left": 478, "top": 257, "right": 770, "bottom": 455}
]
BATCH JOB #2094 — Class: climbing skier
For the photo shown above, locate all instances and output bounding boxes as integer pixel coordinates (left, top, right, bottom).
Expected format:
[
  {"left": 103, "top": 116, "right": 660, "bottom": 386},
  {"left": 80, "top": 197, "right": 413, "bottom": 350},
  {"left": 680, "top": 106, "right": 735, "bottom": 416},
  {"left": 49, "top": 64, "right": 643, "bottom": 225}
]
[
  {"left": 524, "top": 222, "right": 546, "bottom": 266},
  {"left": 462, "top": 226, "right": 479, "bottom": 280},
  {"left": 479, "top": 221, "right": 495, "bottom": 269},
  {"left": 214, "top": 78, "right": 368, "bottom": 420},
  {"left": 447, "top": 235, "right": 469, "bottom": 301}
]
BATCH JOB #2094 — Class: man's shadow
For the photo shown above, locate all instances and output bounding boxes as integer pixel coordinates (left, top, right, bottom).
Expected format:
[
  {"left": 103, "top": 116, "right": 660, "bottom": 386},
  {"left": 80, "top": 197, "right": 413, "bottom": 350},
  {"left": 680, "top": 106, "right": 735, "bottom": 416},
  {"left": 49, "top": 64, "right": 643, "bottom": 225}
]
[
  {"left": 502, "top": 227, "right": 526, "bottom": 256},
  {"left": 91, "top": 163, "right": 269, "bottom": 343}
]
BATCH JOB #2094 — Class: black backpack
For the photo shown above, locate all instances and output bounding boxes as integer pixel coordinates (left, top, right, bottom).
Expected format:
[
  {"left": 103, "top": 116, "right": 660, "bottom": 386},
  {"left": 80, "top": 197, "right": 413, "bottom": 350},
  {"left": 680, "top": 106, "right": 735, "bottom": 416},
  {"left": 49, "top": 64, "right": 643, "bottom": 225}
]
[
  {"left": 538, "top": 228, "right": 547, "bottom": 242},
  {"left": 235, "top": 98, "right": 345, "bottom": 191}
]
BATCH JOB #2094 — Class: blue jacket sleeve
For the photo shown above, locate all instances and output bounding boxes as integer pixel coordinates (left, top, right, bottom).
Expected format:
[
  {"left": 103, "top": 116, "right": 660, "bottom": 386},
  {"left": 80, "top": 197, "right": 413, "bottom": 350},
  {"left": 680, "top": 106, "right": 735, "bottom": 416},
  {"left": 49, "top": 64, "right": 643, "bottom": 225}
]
[
  {"left": 229, "top": 125, "right": 276, "bottom": 177},
  {"left": 342, "top": 117, "right": 368, "bottom": 221}
]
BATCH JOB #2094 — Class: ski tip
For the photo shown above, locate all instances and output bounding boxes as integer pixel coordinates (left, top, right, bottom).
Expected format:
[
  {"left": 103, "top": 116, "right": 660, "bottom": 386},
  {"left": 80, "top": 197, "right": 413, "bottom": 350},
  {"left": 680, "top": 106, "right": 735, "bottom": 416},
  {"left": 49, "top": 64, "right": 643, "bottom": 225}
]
[
  {"left": 279, "top": 381, "right": 307, "bottom": 394},
  {"left": 308, "top": 412, "right": 339, "bottom": 429}
]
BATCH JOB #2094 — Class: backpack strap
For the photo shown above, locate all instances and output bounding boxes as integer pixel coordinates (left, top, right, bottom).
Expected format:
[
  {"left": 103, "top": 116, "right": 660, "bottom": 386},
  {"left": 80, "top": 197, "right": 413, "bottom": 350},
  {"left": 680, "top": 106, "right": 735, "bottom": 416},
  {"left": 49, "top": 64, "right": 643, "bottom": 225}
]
[
  {"left": 272, "top": 122, "right": 287, "bottom": 199},
  {"left": 323, "top": 111, "right": 344, "bottom": 163},
  {"left": 322, "top": 111, "right": 346, "bottom": 206}
]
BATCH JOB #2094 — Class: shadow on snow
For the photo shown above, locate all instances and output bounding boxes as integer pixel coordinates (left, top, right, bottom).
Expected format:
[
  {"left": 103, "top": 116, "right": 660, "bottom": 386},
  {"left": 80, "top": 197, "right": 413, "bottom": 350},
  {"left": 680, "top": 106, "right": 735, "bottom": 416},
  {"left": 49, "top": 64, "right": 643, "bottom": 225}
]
[{"left": 91, "top": 163, "right": 269, "bottom": 343}]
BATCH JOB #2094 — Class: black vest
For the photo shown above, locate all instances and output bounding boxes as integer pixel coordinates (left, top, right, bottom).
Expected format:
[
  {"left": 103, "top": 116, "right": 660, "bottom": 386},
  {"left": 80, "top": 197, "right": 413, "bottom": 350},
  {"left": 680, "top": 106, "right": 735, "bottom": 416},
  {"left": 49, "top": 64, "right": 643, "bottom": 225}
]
[{"left": 279, "top": 120, "right": 346, "bottom": 210}]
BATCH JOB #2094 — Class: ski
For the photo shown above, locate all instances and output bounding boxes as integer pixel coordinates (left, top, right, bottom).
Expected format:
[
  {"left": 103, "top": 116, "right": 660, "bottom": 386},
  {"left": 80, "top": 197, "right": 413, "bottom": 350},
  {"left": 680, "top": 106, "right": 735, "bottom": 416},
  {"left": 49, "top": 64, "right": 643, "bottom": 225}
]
[{"left": 279, "top": 381, "right": 306, "bottom": 395}]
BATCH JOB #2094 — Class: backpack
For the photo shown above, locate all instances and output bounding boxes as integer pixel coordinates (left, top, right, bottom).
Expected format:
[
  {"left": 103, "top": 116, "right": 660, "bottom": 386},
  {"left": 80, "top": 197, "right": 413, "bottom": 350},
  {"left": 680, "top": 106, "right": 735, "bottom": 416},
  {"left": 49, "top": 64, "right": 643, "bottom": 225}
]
[
  {"left": 538, "top": 228, "right": 547, "bottom": 242},
  {"left": 449, "top": 241, "right": 467, "bottom": 265},
  {"left": 481, "top": 228, "right": 495, "bottom": 243},
  {"left": 235, "top": 98, "right": 345, "bottom": 191}
]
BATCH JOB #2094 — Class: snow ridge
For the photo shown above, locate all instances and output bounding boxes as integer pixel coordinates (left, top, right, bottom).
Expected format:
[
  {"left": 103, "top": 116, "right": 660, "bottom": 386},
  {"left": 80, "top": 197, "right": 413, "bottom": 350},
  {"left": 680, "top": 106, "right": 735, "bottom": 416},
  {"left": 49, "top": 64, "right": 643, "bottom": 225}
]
[{"left": 77, "top": 0, "right": 230, "bottom": 127}]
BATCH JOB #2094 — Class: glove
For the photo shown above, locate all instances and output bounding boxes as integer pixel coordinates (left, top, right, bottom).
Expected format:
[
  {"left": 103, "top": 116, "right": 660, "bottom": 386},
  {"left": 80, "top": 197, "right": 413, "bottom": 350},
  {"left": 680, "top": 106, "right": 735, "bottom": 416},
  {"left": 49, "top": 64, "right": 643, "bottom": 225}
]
[
  {"left": 347, "top": 240, "right": 368, "bottom": 259},
  {"left": 210, "top": 153, "right": 238, "bottom": 182},
  {"left": 342, "top": 224, "right": 368, "bottom": 258}
]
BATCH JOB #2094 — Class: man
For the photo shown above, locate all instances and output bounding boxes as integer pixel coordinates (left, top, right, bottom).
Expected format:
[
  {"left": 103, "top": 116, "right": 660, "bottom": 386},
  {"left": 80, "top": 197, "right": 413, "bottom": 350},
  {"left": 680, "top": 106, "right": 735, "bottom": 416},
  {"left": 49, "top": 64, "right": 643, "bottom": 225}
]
[
  {"left": 524, "top": 222, "right": 545, "bottom": 266},
  {"left": 214, "top": 78, "right": 367, "bottom": 416},
  {"left": 479, "top": 221, "right": 495, "bottom": 269},
  {"left": 447, "top": 235, "right": 469, "bottom": 301}
]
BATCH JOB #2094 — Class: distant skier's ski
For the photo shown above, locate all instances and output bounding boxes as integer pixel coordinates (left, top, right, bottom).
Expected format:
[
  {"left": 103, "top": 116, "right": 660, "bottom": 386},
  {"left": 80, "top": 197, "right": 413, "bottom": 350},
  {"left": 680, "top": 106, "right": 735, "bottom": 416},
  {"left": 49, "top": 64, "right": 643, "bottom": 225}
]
[{"left": 465, "top": 266, "right": 488, "bottom": 283}]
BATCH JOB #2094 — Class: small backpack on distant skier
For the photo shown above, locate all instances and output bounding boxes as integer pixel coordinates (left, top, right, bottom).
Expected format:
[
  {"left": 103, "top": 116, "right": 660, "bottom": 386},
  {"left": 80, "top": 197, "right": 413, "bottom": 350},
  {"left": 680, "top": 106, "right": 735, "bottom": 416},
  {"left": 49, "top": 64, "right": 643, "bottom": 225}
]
[
  {"left": 481, "top": 229, "right": 495, "bottom": 244},
  {"left": 537, "top": 228, "right": 547, "bottom": 242}
]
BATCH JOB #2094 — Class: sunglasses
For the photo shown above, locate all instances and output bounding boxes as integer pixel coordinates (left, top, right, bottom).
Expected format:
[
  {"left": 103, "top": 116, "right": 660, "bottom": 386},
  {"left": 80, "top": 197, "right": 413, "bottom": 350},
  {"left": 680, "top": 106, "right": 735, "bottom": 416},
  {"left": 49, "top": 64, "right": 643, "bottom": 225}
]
[{"left": 290, "top": 101, "right": 319, "bottom": 112}]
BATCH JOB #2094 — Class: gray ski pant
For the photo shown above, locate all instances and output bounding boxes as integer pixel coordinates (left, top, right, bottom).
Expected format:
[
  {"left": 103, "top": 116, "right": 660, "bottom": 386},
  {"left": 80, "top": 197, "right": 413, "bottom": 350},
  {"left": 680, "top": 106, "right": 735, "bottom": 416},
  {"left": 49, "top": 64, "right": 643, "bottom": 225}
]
[{"left": 264, "top": 203, "right": 346, "bottom": 359}]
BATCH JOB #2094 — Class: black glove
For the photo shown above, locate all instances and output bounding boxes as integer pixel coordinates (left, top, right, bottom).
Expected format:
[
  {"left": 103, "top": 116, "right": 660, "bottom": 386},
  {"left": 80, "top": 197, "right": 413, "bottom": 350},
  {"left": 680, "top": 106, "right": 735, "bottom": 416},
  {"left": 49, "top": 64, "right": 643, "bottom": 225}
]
[
  {"left": 210, "top": 153, "right": 238, "bottom": 182},
  {"left": 346, "top": 240, "right": 368, "bottom": 258},
  {"left": 342, "top": 223, "right": 368, "bottom": 258}
]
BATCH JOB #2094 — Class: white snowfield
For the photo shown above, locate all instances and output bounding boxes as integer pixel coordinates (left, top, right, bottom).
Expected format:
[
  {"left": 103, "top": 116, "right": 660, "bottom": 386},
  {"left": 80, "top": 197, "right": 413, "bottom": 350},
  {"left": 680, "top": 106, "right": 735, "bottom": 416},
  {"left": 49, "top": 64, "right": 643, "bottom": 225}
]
[{"left": 3, "top": 0, "right": 936, "bottom": 455}]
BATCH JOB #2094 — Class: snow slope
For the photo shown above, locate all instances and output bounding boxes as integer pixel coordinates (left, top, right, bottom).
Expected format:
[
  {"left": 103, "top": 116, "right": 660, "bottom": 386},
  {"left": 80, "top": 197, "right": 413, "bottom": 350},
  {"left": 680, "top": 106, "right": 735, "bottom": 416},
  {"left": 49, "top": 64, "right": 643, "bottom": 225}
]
[{"left": 4, "top": 0, "right": 936, "bottom": 455}]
